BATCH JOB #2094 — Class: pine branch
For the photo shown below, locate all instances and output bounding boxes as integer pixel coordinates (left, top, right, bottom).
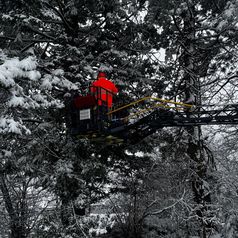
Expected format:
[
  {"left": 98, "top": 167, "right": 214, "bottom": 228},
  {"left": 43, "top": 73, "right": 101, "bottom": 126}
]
[
  {"left": 24, "top": 24, "right": 55, "bottom": 40},
  {"left": 21, "top": 42, "right": 35, "bottom": 53},
  {"left": 44, "top": 1, "right": 73, "bottom": 33},
  {"left": 22, "top": 118, "right": 43, "bottom": 123},
  {"left": 0, "top": 35, "right": 53, "bottom": 43}
]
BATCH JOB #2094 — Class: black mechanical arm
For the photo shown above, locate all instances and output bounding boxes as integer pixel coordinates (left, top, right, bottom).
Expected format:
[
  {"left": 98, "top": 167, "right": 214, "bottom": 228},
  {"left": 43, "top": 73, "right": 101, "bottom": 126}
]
[{"left": 117, "top": 104, "right": 238, "bottom": 143}]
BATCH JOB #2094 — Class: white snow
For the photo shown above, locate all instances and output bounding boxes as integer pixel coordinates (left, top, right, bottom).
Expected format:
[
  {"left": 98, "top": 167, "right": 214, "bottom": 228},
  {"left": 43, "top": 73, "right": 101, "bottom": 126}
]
[
  {"left": 27, "top": 70, "right": 41, "bottom": 81},
  {"left": 0, "top": 56, "right": 41, "bottom": 88},
  {"left": 33, "top": 94, "right": 46, "bottom": 103},
  {"left": 224, "top": 7, "right": 234, "bottom": 18},
  {"left": 217, "top": 20, "right": 227, "bottom": 30},
  {"left": 0, "top": 117, "right": 31, "bottom": 135},
  {"left": 0, "top": 118, "right": 7, "bottom": 129},
  {"left": 8, "top": 95, "right": 25, "bottom": 107},
  {"left": 52, "top": 69, "right": 64, "bottom": 76},
  {"left": 41, "top": 75, "right": 53, "bottom": 90},
  {"left": 0, "top": 53, "right": 76, "bottom": 135},
  {"left": 41, "top": 74, "right": 78, "bottom": 90},
  {"left": 2, "top": 14, "right": 13, "bottom": 20},
  {"left": 0, "top": 68, "right": 15, "bottom": 87},
  {"left": 8, "top": 119, "right": 22, "bottom": 134},
  {"left": 19, "top": 56, "right": 37, "bottom": 70},
  {"left": 2, "top": 150, "right": 12, "bottom": 157}
]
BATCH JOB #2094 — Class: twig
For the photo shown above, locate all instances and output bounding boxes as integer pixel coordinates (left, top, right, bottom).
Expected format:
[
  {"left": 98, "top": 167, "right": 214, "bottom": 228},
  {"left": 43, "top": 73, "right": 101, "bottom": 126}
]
[
  {"left": 142, "top": 189, "right": 186, "bottom": 217},
  {"left": 71, "top": 201, "right": 90, "bottom": 238},
  {"left": 0, "top": 35, "right": 54, "bottom": 43},
  {"left": 44, "top": 1, "right": 73, "bottom": 33},
  {"left": 24, "top": 24, "right": 55, "bottom": 40}
]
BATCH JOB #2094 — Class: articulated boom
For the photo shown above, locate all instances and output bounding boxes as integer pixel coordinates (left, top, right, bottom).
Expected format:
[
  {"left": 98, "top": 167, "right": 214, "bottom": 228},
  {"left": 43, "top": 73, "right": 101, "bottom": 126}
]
[
  {"left": 124, "top": 104, "right": 238, "bottom": 143},
  {"left": 152, "top": 104, "right": 238, "bottom": 127},
  {"left": 67, "top": 72, "right": 238, "bottom": 144},
  {"left": 68, "top": 91, "right": 238, "bottom": 144}
]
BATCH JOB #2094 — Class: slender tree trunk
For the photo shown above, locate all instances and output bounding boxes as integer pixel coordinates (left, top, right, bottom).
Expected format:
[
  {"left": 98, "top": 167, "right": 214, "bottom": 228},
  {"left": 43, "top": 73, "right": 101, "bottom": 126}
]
[
  {"left": 60, "top": 198, "right": 71, "bottom": 227},
  {"left": 0, "top": 173, "right": 27, "bottom": 238},
  {"left": 181, "top": 5, "right": 211, "bottom": 238}
]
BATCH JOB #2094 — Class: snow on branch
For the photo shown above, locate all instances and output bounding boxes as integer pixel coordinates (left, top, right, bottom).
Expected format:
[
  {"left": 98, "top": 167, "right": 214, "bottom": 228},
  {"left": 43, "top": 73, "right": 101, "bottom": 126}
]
[
  {"left": 0, "top": 56, "right": 41, "bottom": 88},
  {"left": 0, "top": 117, "right": 31, "bottom": 135},
  {"left": 0, "top": 53, "right": 73, "bottom": 135}
]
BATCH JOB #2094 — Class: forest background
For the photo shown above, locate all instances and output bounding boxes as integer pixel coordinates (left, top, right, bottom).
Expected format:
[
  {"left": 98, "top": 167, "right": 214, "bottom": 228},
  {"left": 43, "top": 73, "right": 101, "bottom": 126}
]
[{"left": 0, "top": 0, "right": 238, "bottom": 237}]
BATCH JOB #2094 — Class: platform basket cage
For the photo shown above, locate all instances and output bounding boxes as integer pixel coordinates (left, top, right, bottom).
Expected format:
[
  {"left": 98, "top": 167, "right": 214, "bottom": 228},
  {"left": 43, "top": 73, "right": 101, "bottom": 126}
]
[{"left": 69, "top": 86, "right": 117, "bottom": 135}]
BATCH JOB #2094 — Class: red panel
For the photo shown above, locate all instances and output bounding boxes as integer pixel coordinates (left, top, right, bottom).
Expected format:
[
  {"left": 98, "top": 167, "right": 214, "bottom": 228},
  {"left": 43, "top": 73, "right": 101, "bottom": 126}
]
[
  {"left": 74, "top": 95, "right": 97, "bottom": 109},
  {"left": 91, "top": 77, "right": 118, "bottom": 107},
  {"left": 92, "top": 78, "right": 118, "bottom": 94}
]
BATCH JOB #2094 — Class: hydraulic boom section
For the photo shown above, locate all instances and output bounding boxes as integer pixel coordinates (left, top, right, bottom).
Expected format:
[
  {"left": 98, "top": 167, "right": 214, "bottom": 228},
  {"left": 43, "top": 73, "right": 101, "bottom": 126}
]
[
  {"left": 152, "top": 104, "right": 238, "bottom": 127},
  {"left": 67, "top": 88, "right": 238, "bottom": 144},
  {"left": 123, "top": 104, "right": 238, "bottom": 143}
]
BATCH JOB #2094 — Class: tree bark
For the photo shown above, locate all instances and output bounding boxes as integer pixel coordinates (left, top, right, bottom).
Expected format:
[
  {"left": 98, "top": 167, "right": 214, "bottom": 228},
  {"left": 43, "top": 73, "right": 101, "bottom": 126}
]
[
  {"left": 181, "top": 4, "right": 211, "bottom": 238},
  {"left": 0, "top": 173, "right": 27, "bottom": 238}
]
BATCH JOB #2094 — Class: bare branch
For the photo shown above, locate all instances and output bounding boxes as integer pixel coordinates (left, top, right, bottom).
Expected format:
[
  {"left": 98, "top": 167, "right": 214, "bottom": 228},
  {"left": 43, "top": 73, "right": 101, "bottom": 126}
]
[
  {"left": 0, "top": 35, "right": 54, "bottom": 43},
  {"left": 140, "top": 190, "right": 186, "bottom": 221},
  {"left": 24, "top": 24, "right": 55, "bottom": 40},
  {"left": 44, "top": 1, "right": 73, "bottom": 33}
]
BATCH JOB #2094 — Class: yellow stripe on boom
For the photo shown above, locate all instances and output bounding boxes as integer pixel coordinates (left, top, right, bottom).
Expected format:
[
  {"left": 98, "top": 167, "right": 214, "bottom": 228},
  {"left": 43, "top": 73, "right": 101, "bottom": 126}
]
[{"left": 107, "top": 97, "right": 192, "bottom": 115}]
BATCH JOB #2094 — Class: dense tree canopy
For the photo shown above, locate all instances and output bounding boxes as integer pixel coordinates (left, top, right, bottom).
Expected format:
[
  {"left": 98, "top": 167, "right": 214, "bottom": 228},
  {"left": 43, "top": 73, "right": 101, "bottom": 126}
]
[{"left": 0, "top": 0, "right": 238, "bottom": 238}]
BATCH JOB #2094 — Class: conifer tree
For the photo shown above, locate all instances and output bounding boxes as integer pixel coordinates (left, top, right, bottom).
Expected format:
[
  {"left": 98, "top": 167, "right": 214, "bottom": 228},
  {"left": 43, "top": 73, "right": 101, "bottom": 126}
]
[{"left": 144, "top": 0, "right": 238, "bottom": 236}]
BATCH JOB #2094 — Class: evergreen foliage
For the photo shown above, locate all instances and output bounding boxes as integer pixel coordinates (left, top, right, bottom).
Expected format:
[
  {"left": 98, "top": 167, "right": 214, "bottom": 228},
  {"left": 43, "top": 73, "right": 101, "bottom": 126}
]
[{"left": 0, "top": 0, "right": 238, "bottom": 237}]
